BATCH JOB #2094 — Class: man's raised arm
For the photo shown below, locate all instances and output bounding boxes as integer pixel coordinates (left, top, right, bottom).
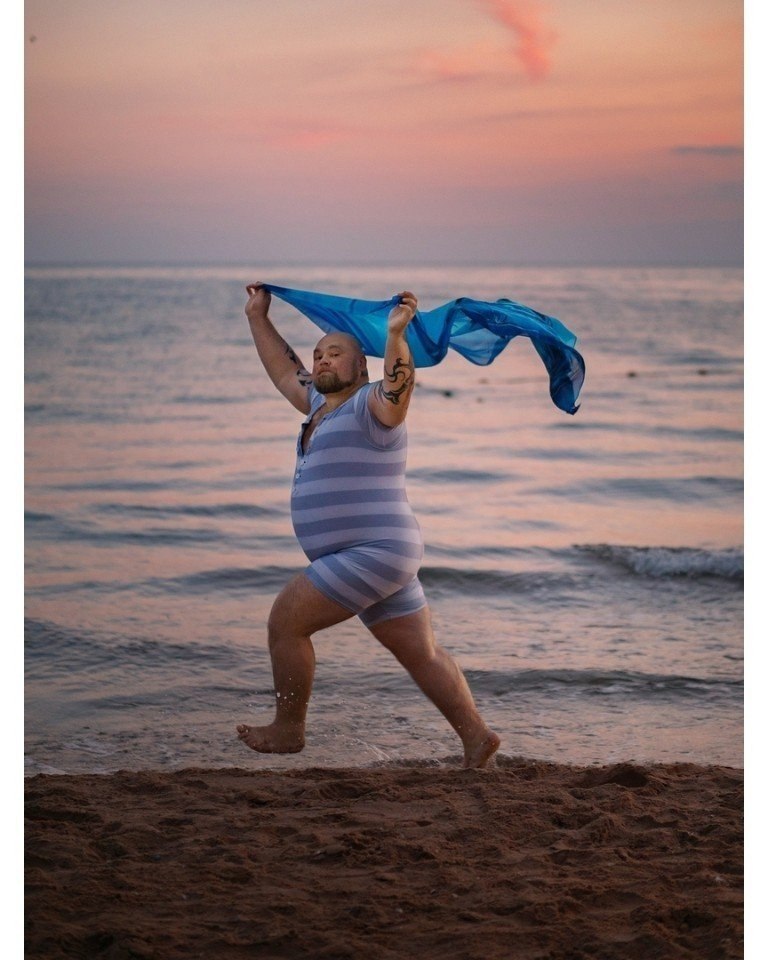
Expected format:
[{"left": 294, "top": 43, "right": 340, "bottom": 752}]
[
  {"left": 245, "top": 283, "right": 312, "bottom": 414},
  {"left": 368, "top": 290, "right": 418, "bottom": 428}
]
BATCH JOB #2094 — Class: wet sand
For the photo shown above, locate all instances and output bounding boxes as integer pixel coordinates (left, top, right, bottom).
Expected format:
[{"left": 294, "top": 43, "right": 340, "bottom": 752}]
[{"left": 25, "top": 757, "right": 742, "bottom": 959}]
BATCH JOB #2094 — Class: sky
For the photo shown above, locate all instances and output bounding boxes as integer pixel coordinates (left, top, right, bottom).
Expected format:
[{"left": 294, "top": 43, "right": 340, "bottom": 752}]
[{"left": 24, "top": 0, "right": 743, "bottom": 265}]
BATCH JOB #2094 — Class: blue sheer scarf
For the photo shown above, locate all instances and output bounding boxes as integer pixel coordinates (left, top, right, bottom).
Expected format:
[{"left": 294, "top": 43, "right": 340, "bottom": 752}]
[{"left": 263, "top": 284, "right": 585, "bottom": 414}]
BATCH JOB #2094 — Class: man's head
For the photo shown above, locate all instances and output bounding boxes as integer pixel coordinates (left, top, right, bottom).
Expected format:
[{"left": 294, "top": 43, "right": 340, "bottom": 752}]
[{"left": 312, "top": 332, "right": 368, "bottom": 395}]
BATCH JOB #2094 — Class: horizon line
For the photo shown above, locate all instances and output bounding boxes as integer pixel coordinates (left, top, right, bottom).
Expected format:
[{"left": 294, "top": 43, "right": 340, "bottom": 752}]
[{"left": 23, "top": 258, "right": 744, "bottom": 270}]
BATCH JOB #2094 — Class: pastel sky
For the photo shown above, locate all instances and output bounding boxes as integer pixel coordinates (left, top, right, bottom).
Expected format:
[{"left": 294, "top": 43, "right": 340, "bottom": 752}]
[{"left": 24, "top": 0, "right": 743, "bottom": 265}]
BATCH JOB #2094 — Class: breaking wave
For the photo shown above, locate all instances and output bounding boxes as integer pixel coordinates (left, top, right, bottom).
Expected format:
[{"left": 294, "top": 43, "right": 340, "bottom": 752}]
[{"left": 577, "top": 544, "right": 742, "bottom": 581}]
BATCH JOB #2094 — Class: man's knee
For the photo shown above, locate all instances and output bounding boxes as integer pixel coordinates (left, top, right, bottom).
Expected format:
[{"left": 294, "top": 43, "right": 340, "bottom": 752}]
[
  {"left": 267, "top": 587, "right": 301, "bottom": 646},
  {"left": 267, "top": 610, "right": 288, "bottom": 649},
  {"left": 374, "top": 615, "right": 438, "bottom": 669},
  {"left": 267, "top": 573, "right": 355, "bottom": 644},
  {"left": 400, "top": 638, "right": 439, "bottom": 672}
]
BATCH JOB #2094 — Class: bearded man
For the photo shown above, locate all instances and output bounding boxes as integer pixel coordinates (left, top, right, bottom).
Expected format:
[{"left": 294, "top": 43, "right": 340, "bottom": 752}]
[{"left": 236, "top": 283, "right": 500, "bottom": 768}]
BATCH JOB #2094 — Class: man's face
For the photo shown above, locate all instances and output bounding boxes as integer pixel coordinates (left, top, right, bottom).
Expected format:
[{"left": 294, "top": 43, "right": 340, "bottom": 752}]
[{"left": 312, "top": 335, "right": 365, "bottom": 394}]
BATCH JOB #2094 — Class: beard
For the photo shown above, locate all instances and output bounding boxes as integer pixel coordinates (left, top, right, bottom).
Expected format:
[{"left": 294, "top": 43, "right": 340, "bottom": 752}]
[{"left": 314, "top": 371, "right": 356, "bottom": 394}]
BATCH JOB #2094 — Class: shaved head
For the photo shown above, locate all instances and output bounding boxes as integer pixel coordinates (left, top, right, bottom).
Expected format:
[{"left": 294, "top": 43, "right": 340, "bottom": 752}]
[{"left": 315, "top": 331, "right": 365, "bottom": 358}]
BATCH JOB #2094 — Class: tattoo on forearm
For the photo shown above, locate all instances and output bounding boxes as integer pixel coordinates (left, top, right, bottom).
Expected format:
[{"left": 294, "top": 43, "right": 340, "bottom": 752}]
[{"left": 377, "top": 355, "right": 415, "bottom": 405}]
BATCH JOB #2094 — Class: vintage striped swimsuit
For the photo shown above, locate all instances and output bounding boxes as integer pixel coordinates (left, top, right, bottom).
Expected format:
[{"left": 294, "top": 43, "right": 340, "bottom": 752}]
[{"left": 291, "top": 383, "right": 427, "bottom": 627}]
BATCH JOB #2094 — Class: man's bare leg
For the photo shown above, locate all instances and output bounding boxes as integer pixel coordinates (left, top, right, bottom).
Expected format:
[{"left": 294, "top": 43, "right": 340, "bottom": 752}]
[
  {"left": 368, "top": 606, "right": 500, "bottom": 768},
  {"left": 237, "top": 573, "right": 355, "bottom": 753}
]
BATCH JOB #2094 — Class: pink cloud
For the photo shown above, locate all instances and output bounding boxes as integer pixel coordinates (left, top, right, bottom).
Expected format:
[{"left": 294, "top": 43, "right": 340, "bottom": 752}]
[
  {"left": 475, "top": 0, "right": 557, "bottom": 80},
  {"left": 413, "top": 0, "right": 557, "bottom": 85}
]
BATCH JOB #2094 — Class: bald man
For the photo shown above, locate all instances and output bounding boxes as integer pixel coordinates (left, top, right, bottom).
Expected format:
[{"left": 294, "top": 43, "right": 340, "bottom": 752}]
[{"left": 237, "top": 283, "right": 500, "bottom": 768}]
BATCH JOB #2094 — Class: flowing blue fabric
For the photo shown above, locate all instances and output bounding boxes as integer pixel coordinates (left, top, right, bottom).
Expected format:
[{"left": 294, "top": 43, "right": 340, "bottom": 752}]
[{"left": 263, "top": 283, "right": 585, "bottom": 414}]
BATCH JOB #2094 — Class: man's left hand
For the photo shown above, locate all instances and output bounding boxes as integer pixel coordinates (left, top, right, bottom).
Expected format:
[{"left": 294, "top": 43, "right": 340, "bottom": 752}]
[{"left": 388, "top": 291, "right": 418, "bottom": 335}]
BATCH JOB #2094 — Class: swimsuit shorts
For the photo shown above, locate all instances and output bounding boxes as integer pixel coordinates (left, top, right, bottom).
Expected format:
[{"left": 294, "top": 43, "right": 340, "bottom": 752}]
[{"left": 304, "top": 543, "right": 427, "bottom": 628}]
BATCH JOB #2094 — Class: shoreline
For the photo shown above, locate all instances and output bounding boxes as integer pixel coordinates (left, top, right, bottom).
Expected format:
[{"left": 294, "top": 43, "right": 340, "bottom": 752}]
[{"left": 26, "top": 757, "right": 742, "bottom": 959}]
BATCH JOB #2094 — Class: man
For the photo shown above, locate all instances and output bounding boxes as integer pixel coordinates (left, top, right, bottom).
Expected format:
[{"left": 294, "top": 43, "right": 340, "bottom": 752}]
[{"left": 236, "top": 283, "right": 500, "bottom": 768}]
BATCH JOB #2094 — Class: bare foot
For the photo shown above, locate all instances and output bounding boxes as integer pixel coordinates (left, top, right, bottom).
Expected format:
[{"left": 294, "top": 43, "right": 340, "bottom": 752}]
[
  {"left": 236, "top": 723, "right": 305, "bottom": 754},
  {"left": 462, "top": 729, "right": 501, "bottom": 769}
]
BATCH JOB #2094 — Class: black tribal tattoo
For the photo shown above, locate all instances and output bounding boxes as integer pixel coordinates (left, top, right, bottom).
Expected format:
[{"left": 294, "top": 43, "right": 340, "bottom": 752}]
[
  {"left": 286, "top": 345, "right": 313, "bottom": 386},
  {"left": 376, "top": 355, "right": 415, "bottom": 405}
]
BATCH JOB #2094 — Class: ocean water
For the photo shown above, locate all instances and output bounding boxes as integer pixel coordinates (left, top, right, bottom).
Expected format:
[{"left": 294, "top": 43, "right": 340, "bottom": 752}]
[{"left": 24, "top": 264, "right": 743, "bottom": 775}]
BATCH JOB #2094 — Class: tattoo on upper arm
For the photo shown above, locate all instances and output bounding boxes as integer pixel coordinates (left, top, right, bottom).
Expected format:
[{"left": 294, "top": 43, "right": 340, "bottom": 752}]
[
  {"left": 376, "top": 356, "right": 415, "bottom": 405},
  {"left": 286, "top": 345, "right": 312, "bottom": 386},
  {"left": 285, "top": 344, "right": 301, "bottom": 366}
]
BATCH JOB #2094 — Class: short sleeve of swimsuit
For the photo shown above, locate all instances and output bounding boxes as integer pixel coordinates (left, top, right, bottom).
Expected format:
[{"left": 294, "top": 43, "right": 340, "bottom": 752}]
[{"left": 351, "top": 383, "right": 405, "bottom": 449}]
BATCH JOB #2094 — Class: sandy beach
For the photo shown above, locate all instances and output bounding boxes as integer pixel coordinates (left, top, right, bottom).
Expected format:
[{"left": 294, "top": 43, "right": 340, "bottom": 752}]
[{"left": 25, "top": 756, "right": 742, "bottom": 959}]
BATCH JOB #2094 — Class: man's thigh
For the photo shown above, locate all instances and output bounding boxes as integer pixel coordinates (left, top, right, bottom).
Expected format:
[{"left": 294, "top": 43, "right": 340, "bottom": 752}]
[{"left": 269, "top": 573, "right": 357, "bottom": 637}]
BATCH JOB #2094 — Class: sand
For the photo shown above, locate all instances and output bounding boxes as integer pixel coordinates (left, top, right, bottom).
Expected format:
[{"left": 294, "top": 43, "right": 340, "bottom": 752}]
[{"left": 25, "top": 757, "right": 742, "bottom": 959}]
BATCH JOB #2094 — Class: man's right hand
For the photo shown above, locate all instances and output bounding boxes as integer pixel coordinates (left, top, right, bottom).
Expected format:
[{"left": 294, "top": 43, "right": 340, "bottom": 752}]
[
  {"left": 244, "top": 282, "right": 312, "bottom": 415},
  {"left": 245, "top": 283, "right": 271, "bottom": 323}
]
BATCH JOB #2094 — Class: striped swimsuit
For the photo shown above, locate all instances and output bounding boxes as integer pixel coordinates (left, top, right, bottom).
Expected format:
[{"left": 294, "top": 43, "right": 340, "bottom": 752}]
[{"left": 291, "top": 382, "right": 427, "bottom": 627}]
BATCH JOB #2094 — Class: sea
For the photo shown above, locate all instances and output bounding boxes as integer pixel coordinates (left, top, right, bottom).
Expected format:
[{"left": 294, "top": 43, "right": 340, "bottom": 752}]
[{"left": 24, "top": 264, "right": 744, "bottom": 775}]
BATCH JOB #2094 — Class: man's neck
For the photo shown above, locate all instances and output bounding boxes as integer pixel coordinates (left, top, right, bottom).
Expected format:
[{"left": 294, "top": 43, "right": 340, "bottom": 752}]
[{"left": 319, "top": 379, "right": 367, "bottom": 411}]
